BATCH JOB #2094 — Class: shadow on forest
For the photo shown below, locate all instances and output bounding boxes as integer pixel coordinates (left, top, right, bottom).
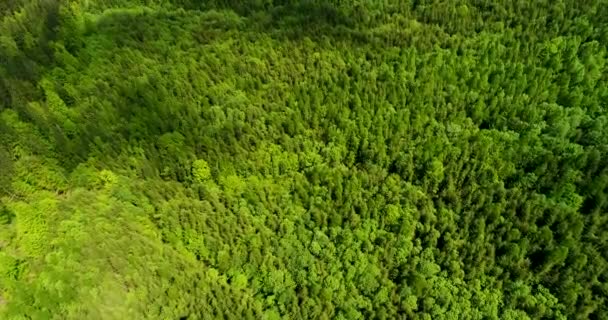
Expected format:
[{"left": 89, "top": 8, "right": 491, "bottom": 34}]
[
  {"left": 91, "top": 0, "right": 368, "bottom": 45},
  {"left": 14, "top": 1, "right": 373, "bottom": 170},
  {"left": 220, "top": 0, "right": 360, "bottom": 40}
]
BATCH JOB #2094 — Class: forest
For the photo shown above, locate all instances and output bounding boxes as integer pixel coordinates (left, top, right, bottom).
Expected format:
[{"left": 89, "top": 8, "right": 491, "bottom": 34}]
[{"left": 0, "top": 0, "right": 607, "bottom": 319}]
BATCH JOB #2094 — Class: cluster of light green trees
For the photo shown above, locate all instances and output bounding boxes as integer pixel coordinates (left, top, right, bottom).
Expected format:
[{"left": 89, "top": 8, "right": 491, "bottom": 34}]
[{"left": 1, "top": 0, "right": 607, "bottom": 319}]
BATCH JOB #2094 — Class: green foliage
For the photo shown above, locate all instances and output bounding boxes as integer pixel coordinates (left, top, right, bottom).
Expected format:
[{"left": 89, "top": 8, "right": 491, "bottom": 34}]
[{"left": 1, "top": 0, "right": 608, "bottom": 319}]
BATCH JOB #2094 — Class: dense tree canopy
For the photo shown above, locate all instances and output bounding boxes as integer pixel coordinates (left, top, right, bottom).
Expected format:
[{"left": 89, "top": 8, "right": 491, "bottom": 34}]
[{"left": 1, "top": 0, "right": 608, "bottom": 319}]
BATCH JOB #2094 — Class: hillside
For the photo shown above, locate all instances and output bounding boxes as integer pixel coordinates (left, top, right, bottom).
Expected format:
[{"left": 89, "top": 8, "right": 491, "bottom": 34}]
[{"left": 1, "top": 0, "right": 607, "bottom": 319}]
